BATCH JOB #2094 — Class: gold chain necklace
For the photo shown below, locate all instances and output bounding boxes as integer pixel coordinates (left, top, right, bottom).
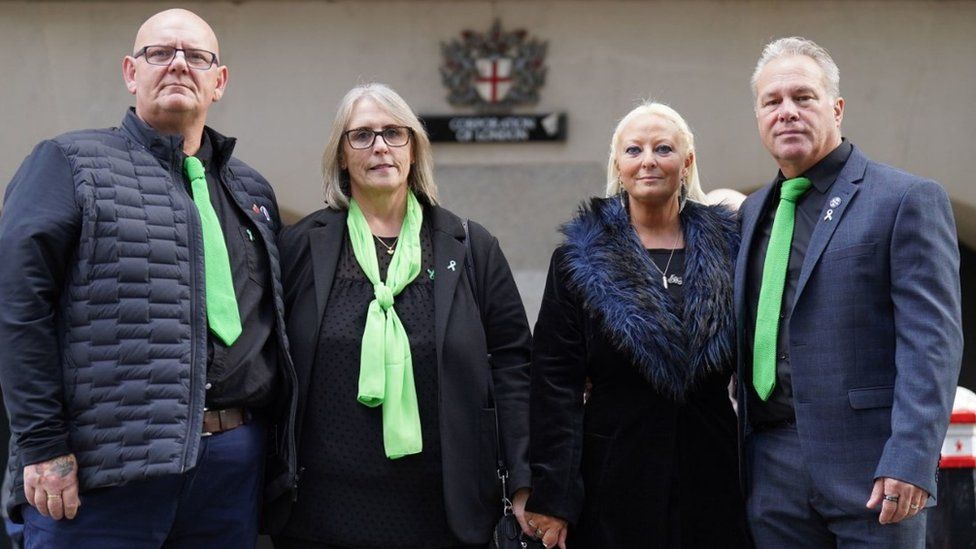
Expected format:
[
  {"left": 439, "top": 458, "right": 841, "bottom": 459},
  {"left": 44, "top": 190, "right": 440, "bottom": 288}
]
[{"left": 373, "top": 234, "right": 398, "bottom": 255}]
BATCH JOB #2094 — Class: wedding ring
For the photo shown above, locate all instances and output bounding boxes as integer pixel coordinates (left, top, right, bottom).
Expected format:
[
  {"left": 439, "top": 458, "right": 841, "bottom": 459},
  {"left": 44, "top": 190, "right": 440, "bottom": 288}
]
[
  {"left": 883, "top": 494, "right": 900, "bottom": 503},
  {"left": 535, "top": 527, "right": 544, "bottom": 537},
  {"left": 910, "top": 503, "right": 920, "bottom": 510},
  {"left": 46, "top": 494, "right": 61, "bottom": 500}
]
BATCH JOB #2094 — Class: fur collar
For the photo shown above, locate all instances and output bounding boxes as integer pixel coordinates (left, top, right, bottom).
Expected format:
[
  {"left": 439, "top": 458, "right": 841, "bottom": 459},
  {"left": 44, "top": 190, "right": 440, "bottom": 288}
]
[{"left": 560, "top": 197, "right": 739, "bottom": 400}]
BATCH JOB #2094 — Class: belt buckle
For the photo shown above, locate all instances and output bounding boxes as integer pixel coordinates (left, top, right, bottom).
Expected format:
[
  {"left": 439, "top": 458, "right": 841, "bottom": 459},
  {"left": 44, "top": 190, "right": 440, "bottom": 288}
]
[{"left": 202, "top": 407, "right": 213, "bottom": 437}]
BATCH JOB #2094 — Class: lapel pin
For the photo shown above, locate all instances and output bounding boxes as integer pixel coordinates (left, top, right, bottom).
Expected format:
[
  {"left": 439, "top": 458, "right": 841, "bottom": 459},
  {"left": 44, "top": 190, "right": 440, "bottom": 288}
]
[
  {"left": 824, "top": 209, "right": 834, "bottom": 222},
  {"left": 447, "top": 260, "right": 457, "bottom": 272},
  {"left": 427, "top": 268, "right": 435, "bottom": 280},
  {"left": 829, "top": 196, "right": 841, "bottom": 208}
]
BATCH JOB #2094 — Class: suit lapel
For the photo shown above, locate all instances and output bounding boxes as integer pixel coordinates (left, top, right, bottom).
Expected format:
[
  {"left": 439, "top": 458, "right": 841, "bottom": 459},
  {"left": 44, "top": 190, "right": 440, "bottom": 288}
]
[
  {"left": 430, "top": 207, "right": 466, "bottom": 361},
  {"left": 308, "top": 214, "right": 345, "bottom": 336},
  {"left": 790, "top": 149, "right": 868, "bottom": 313},
  {"left": 735, "top": 184, "right": 773, "bottom": 323}
]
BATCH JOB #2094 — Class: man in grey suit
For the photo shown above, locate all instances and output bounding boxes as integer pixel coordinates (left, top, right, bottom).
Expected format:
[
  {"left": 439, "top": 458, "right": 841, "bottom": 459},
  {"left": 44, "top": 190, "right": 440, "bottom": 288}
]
[{"left": 735, "top": 36, "right": 962, "bottom": 546}]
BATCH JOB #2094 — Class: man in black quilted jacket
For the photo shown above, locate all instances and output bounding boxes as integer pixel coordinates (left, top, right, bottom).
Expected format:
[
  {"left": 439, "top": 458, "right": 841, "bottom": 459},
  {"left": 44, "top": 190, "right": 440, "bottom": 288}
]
[{"left": 0, "top": 9, "right": 296, "bottom": 548}]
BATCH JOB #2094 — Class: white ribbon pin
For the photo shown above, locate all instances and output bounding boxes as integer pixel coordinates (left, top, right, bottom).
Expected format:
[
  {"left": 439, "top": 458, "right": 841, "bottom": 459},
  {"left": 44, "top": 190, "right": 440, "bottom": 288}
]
[
  {"left": 447, "top": 260, "right": 457, "bottom": 271},
  {"left": 824, "top": 209, "right": 834, "bottom": 222}
]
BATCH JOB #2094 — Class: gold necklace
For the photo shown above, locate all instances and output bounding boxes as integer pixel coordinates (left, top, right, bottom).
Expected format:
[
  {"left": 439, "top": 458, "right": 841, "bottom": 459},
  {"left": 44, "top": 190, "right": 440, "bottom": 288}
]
[{"left": 373, "top": 234, "right": 398, "bottom": 255}]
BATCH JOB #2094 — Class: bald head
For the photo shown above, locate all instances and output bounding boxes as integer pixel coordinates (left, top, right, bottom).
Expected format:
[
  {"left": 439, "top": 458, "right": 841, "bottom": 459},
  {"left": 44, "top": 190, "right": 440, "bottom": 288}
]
[
  {"left": 134, "top": 9, "right": 220, "bottom": 59},
  {"left": 123, "top": 8, "right": 228, "bottom": 152}
]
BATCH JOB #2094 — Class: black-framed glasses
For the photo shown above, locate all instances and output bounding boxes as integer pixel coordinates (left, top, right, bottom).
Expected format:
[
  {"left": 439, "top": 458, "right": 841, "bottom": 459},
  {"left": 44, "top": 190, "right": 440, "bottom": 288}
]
[
  {"left": 134, "top": 45, "right": 218, "bottom": 70},
  {"left": 343, "top": 126, "right": 413, "bottom": 150}
]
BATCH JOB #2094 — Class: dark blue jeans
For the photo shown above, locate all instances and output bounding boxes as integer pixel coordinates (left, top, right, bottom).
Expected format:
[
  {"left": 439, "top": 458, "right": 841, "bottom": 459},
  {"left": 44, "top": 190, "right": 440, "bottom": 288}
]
[{"left": 23, "top": 419, "right": 265, "bottom": 549}]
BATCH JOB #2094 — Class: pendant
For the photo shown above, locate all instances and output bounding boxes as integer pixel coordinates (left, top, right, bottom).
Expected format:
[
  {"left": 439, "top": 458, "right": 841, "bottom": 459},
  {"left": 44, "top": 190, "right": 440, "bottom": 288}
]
[
  {"left": 387, "top": 248, "right": 394, "bottom": 255},
  {"left": 662, "top": 275, "right": 669, "bottom": 289}
]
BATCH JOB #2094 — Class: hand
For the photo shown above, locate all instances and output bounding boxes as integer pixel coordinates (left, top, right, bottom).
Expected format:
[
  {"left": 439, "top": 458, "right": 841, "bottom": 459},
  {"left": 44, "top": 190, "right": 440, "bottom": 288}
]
[
  {"left": 23, "top": 453, "right": 80, "bottom": 520},
  {"left": 866, "top": 477, "right": 928, "bottom": 524},
  {"left": 524, "top": 510, "right": 568, "bottom": 549},
  {"left": 512, "top": 488, "right": 532, "bottom": 537}
]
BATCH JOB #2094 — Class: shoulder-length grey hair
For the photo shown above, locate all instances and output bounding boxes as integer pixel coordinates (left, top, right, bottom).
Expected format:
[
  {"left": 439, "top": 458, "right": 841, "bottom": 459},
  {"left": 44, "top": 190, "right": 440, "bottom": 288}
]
[
  {"left": 605, "top": 101, "right": 706, "bottom": 205},
  {"left": 321, "top": 83, "right": 439, "bottom": 209}
]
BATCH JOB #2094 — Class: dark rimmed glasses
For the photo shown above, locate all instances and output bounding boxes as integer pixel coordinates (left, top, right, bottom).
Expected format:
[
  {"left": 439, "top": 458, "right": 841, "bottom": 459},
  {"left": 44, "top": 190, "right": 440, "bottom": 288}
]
[
  {"left": 343, "top": 126, "right": 413, "bottom": 150},
  {"left": 134, "top": 45, "right": 218, "bottom": 70}
]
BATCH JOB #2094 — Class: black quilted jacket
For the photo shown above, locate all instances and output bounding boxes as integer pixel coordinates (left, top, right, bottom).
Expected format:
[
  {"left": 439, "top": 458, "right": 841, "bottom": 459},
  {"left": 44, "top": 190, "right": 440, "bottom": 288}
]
[{"left": 0, "top": 109, "right": 297, "bottom": 520}]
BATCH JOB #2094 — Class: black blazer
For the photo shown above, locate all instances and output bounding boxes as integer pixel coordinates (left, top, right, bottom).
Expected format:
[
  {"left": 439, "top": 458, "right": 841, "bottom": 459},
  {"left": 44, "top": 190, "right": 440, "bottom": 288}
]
[{"left": 272, "top": 204, "right": 532, "bottom": 543}]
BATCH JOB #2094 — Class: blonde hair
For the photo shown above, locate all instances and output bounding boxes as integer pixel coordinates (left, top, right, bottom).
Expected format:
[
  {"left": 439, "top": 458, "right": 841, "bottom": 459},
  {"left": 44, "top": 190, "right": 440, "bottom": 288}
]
[
  {"left": 605, "top": 101, "right": 705, "bottom": 205},
  {"left": 322, "top": 83, "right": 439, "bottom": 209}
]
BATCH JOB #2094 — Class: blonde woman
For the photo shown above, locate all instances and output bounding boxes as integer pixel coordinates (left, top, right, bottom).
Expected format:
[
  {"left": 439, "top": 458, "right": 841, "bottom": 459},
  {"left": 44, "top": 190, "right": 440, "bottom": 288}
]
[{"left": 524, "top": 102, "right": 749, "bottom": 548}]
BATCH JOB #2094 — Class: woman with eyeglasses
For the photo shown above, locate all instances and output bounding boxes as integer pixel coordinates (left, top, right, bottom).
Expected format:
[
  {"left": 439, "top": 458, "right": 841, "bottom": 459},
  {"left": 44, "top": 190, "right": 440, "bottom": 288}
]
[
  {"left": 522, "top": 102, "right": 750, "bottom": 548},
  {"left": 267, "top": 83, "right": 533, "bottom": 549}
]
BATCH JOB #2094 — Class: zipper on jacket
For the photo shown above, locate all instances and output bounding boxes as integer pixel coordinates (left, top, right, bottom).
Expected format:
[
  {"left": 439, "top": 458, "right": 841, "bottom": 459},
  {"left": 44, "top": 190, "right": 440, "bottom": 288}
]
[{"left": 172, "top": 154, "right": 202, "bottom": 473}]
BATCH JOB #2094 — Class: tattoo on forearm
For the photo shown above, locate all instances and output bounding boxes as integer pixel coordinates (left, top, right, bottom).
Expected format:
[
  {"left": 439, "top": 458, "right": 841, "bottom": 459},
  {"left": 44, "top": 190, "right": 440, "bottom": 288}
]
[{"left": 50, "top": 457, "right": 75, "bottom": 478}]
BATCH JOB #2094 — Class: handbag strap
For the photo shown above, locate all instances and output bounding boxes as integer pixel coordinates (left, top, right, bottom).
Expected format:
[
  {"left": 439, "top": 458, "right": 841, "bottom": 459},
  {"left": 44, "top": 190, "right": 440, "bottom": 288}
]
[{"left": 462, "top": 219, "right": 513, "bottom": 516}]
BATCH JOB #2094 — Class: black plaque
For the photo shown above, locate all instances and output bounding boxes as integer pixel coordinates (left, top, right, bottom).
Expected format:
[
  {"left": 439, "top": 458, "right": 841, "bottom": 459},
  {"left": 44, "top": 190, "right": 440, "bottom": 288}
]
[{"left": 420, "top": 113, "right": 567, "bottom": 143}]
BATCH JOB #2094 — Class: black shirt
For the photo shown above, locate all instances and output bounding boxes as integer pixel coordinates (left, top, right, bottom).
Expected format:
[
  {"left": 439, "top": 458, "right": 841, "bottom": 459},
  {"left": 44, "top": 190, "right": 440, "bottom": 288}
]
[
  {"left": 187, "top": 132, "right": 278, "bottom": 409},
  {"left": 283, "top": 224, "right": 460, "bottom": 548},
  {"left": 744, "top": 140, "right": 853, "bottom": 425}
]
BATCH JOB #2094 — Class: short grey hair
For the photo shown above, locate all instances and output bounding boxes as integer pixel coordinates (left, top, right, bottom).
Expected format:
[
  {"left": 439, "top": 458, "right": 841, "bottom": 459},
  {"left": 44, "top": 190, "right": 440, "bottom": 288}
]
[
  {"left": 605, "top": 100, "right": 706, "bottom": 205},
  {"left": 751, "top": 36, "right": 840, "bottom": 100},
  {"left": 322, "top": 83, "right": 438, "bottom": 209}
]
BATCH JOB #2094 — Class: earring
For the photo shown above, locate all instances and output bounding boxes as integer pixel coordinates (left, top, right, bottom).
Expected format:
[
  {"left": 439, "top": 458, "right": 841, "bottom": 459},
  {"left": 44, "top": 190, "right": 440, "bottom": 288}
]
[
  {"left": 678, "top": 177, "right": 688, "bottom": 213},
  {"left": 618, "top": 185, "right": 629, "bottom": 212}
]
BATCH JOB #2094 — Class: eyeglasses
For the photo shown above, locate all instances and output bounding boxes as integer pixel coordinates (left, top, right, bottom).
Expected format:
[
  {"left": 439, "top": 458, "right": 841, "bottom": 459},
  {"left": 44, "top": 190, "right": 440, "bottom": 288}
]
[
  {"left": 134, "top": 45, "right": 218, "bottom": 70},
  {"left": 343, "top": 126, "right": 413, "bottom": 150}
]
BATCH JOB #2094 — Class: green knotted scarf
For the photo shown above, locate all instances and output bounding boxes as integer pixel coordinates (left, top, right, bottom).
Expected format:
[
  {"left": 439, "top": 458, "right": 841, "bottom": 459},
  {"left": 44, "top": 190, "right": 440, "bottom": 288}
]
[{"left": 347, "top": 191, "right": 424, "bottom": 459}]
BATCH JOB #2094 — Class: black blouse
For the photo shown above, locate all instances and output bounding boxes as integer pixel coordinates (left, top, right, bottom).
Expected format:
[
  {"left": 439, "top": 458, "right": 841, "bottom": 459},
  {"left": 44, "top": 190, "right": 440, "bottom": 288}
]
[{"left": 282, "top": 223, "right": 461, "bottom": 548}]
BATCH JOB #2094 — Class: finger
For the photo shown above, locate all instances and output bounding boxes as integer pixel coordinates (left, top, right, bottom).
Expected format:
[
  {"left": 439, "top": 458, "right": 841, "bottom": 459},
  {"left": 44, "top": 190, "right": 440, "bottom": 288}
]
[
  {"left": 559, "top": 527, "right": 569, "bottom": 549},
  {"left": 541, "top": 527, "right": 559, "bottom": 549},
  {"left": 866, "top": 478, "right": 884, "bottom": 508},
  {"left": 23, "top": 483, "right": 36, "bottom": 509},
  {"left": 517, "top": 513, "right": 534, "bottom": 537},
  {"left": 62, "top": 483, "right": 81, "bottom": 520},
  {"left": 892, "top": 492, "right": 912, "bottom": 523},
  {"left": 879, "top": 494, "right": 900, "bottom": 524},
  {"left": 46, "top": 492, "right": 65, "bottom": 520},
  {"left": 33, "top": 489, "right": 52, "bottom": 518}
]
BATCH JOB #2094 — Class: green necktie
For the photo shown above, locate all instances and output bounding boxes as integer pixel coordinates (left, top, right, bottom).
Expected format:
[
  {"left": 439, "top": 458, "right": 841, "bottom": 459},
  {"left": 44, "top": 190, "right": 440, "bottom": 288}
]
[
  {"left": 184, "top": 156, "right": 242, "bottom": 346},
  {"left": 753, "top": 177, "right": 812, "bottom": 401}
]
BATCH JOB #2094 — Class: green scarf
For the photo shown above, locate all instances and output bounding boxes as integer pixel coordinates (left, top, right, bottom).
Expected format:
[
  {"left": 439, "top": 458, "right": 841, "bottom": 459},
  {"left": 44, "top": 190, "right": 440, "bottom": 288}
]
[{"left": 347, "top": 191, "right": 424, "bottom": 459}]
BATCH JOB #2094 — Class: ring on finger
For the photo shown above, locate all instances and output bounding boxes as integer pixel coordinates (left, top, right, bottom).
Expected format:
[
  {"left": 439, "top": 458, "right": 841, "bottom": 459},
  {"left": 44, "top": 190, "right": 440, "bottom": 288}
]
[
  {"left": 883, "top": 494, "right": 900, "bottom": 503},
  {"left": 910, "top": 503, "right": 920, "bottom": 510},
  {"left": 535, "top": 527, "right": 544, "bottom": 537},
  {"left": 46, "top": 494, "right": 62, "bottom": 500}
]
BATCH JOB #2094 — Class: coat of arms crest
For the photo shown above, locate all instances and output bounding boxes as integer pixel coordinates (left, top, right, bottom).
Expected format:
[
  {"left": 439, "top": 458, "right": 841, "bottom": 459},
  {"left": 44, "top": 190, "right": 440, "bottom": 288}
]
[{"left": 440, "top": 20, "right": 548, "bottom": 110}]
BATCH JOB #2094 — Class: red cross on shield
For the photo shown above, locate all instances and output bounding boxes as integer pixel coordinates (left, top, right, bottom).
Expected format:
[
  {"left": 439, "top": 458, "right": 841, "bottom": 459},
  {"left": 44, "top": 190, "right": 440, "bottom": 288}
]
[{"left": 475, "top": 57, "right": 513, "bottom": 103}]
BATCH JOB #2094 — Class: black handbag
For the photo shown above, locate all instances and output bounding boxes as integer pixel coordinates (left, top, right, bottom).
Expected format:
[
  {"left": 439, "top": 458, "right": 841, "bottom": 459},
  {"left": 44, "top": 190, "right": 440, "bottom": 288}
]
[
  {"left": 462, "top": 220, "right": 544, "bottom": 549},
  {"left": 491, "top": 463, "right": 545, "bottom": 549}
]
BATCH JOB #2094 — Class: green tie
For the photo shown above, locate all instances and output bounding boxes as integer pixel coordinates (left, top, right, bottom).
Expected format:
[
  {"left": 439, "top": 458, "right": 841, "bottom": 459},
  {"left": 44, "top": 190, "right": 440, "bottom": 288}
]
[
  {"left": 184, "top": 156, "right": 242, "bottom": 346},
  {"left": 753, "top": 177, "right": 811, "bottom": 401}
]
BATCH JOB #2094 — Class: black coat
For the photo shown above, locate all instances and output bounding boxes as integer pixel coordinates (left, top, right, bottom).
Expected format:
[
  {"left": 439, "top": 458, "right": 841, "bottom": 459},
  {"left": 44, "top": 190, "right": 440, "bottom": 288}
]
[
  {"left": 267, "top": 204, "right": 532, "bottom": 544},
  {"left": 526, "top": 198, "right": 750, "bottom": 548}
]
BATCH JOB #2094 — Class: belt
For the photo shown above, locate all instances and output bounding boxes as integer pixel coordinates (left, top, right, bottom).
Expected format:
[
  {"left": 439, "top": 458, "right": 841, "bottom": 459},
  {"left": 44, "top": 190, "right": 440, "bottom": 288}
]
[{"left": 202, "top": 407, "right": 247, "bottom": 436}]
